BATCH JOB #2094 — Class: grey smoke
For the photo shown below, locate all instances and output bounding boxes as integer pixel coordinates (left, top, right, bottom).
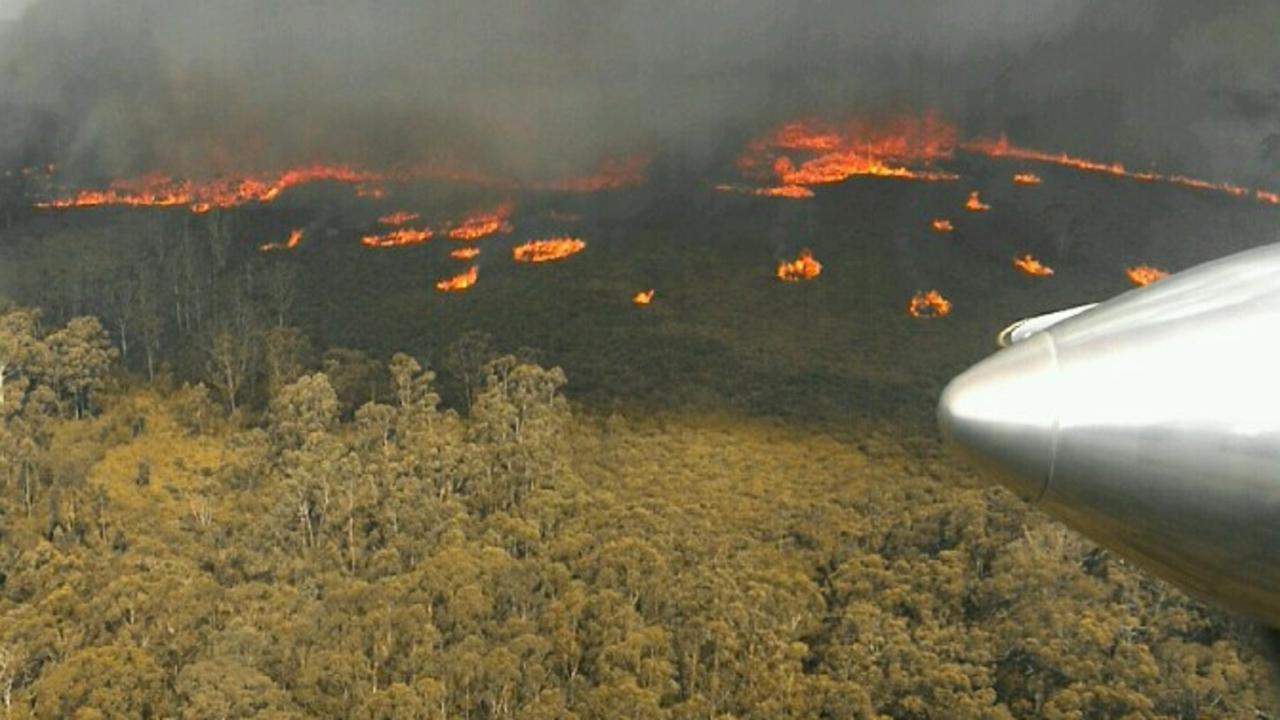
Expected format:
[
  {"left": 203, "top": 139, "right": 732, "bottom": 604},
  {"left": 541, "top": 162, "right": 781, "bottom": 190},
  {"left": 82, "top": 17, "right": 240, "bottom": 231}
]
[{"left": 0, "top": 0, "right": 1277, "bottom": 186}]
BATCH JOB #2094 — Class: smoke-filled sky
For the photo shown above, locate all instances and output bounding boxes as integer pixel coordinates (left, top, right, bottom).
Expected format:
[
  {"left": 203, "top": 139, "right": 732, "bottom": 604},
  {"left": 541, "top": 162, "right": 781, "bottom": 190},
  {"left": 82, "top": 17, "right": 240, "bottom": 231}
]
[
  {"left": 0, "top": 0, "right": 31, "bottom": 20},
  {"left": 1, "top": 1, "right": 1277, "bottom": 186}
]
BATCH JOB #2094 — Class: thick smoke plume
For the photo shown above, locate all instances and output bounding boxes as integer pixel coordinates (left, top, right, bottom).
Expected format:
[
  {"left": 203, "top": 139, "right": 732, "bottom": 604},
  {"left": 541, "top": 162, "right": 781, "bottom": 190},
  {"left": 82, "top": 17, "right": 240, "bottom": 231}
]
[{"left": 1, "top": 1, "right": 1277, "bottom": 185}]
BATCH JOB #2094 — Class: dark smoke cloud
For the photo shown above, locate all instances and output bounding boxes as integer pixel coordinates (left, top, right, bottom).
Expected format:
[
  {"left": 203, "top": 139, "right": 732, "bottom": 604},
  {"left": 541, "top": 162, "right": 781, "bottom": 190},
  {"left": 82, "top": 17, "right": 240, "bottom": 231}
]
[{"left": 1, "top": 1, "right": 1277, "bottom": 185}]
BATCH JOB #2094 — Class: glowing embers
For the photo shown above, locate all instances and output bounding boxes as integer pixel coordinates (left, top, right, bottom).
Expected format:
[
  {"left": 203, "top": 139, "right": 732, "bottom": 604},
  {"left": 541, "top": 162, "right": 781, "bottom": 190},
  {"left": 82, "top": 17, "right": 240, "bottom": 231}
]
[
  {"left": 513, "top": 238, "right": 586, "bottom": 264},
  {"left": 361, "top": 227, "right": 434, "bottom": 249},
  {"left": 907, "top": 290, "right": 952, "bottom": 319},
  {"left": 259, "top": 228, "right": 304, "bottom": 253},
  {"left": 734, "top": 115, "right": 959, "bottom": 196},
  {"left": 1013, "top": 173, "right": 1042, "bottom": 186},
  {"left": 446, "top": 204, "right": 514, "bottom": 241},
  {"left": 1126, "top": 265, "right": 1169, "bottom": 287},
  {"left": 931, "top": 219, "right": 954, "bottom": 233},
  {"left": 1013, "top": 254, "right": 1054, "bottom": 278},
  {"left": 965, "top": 191, "right": 991, "bottom": 212},
  {"left": 545, "top": 154, "right": 652, "bottom": 193},
  {"left": 378, "top": 211, "right": 420, "bottom": 226},
  {"left": 355, "top": 184, "right": 387, "bottom": 200},
  {"left": 754, "top": 185, "right": 815, "bottom": 199},
  {"left": 435, "top": 266, "right": 478, "bottom": 293},
  {"left": 632, "top": 290, "right": 655, "bottom": 307},
  {"left": 776, "top": 249, "right": 822, "bottom": 282},
  {"left": 712, "top": 184, "right": 815, "bottom": 200},
  {"left": 450, "top": 247, "right": 481, "bottom": 261}
]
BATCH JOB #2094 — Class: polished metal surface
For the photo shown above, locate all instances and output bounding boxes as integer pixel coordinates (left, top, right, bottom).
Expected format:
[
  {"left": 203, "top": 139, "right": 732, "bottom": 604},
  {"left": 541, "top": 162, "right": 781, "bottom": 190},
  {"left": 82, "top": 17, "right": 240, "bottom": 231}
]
[
  {"left": 996, "top": 302, "right": 1097, "bottom": 348},
  {"left": 939, "top": 242, "right": 1280, "bottom": 626}
]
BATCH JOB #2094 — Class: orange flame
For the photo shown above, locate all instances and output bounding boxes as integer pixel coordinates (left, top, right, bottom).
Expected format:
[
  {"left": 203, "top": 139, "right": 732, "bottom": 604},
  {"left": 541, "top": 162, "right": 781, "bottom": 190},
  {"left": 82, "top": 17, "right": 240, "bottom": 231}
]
[
  {"left": 713, "top": 183, "right": 815, "bottom": 199},
  {"left": 1126, "top": 265, "right": 1169, "bottom": 287},
  {"left": 907, "top": 290, "right": 952, "bottom": 319},
  {"left": 36, "top": 155, "right": 649, "bottom": 214},
  {"left": 1013, "top": 173, "right": 1042, "bottom": 186},
  {"left": 736, "top": 115, "right": 960, "bottom": 191},
  {"left": 1013, "top": 254, "right": 1054, "bottom": 278},
  {"left": 449, "top": 247, "right": 481, "bottom": 261},
  {"left": 435, "top": 266, "right": 478, "bottom": 293},
  {"left": 964, "top": 135, "right": 1279, "bottom": 205},
  {"left": 772, "top": 155, "right": 960, "bottom": 186},
  {"left": 361, "top": 227, "right": 434, "bottom": 249},
  {"left": 446, "top": 203, "right": 514, "bottom": 241},
  {"left": 37, "top": 164, "right": 389, "bottom": 213},
  {"left": 259, "top": 228, "right": 304, "bottom": 253},
  {"left": 633, "top": 289, "right": 655, "bottom": 307},
  {"left": 931, "top": 219, "right": 954, "bottom": 233},
  {"left": 513, "top": 238, "right": 587, "bottom": 263},
  {"left": 378, "top": 211, "right": 420, "bottom": 226},
  {"left": 771, "top": 122, "right": 844, "bottom": 152},
  {"left": 776, "top": 249, "right": 822, "bottom": 282},
  {"left": 965, "top": 191, "right": 991, "bottom": 212}
]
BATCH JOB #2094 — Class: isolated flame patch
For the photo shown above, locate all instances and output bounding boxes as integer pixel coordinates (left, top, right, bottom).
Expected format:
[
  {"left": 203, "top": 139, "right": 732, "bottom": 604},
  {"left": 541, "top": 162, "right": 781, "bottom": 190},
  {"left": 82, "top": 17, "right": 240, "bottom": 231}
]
[
  {"left": 776, "top": 249, "right": 822, "bottom": 282},
  {"left": 1013, "top": 254, "right": 1054, "bottom": 277},
  {"left": 1126, "top": 265, "right": 1169, "bottom": 287},
  {"left": 513, "top": 238, "right": 587, "bottom": 263},
  {"left": 931, "top": 219, "right": 954, "bottom": 233},
  {"left": 361, "top": 228, "right": 434, "bottom": 249},
  {"left": 259, "top": 228, "right": 304, "bottom": 253},
  {"left": 447, "top": 204, "right": 514, "bottom": 241},
  {"left": 450, "top": 247, "right": 481, "bottom": 261},
  {"left": 632, "top": 290, "right": 655, "bottom": 307},
  {"left": 965, "top": 191, "right": 990, "bottom": 212},
  {"left": 436, "top": 266, "right": 478, "bottom": 293},
  {"left": 1013, "top": 173, "right": 1042, "bottom": 186},
  {"left": 907, "top": 290, "right": 952, "bottom": 319}
]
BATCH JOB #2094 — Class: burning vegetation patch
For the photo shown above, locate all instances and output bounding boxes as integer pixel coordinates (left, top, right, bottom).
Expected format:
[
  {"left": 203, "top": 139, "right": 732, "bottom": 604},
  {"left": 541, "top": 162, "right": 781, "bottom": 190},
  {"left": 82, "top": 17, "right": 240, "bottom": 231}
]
[
  {"left": 964, "top": 135, "right": 1280, "bottom": 206},
  {"left": 965, "top": 191, "right": 991, "bottom": 212},
  {"left": 713, "top": 183, "right": 815, "bottom": 199},
  {"left": 38, "top": 164, "right": 389, "bottom": 214},
  {"left": 1013, "top": 254, "right": 1054, "bottom": 278},
  {"left": 513, "top": 238, "right": 587, "bottom": 264},
  {"left": 435, "top": 265, "right": 478, "bottom": 293},
  {"left": 259, "top": 228, "right": 304, "bottom": 253},
  {"left": 361, "top": 228, "right": 434, "bottom": 249},
  {"left": 446, "top": 204, "right": 514, "bottom": 241},
  {"left": 776, "top": 249, "right": 822, "bottom": 282},
  {"left": 728, "top": 115, "right": 960, "bottom": 198},
  {"left": 907, "top": 290, "right": 952, "bottom": 319},
  {"left": 1126, "top": 265, "right": 1170, "bottom": 287}
]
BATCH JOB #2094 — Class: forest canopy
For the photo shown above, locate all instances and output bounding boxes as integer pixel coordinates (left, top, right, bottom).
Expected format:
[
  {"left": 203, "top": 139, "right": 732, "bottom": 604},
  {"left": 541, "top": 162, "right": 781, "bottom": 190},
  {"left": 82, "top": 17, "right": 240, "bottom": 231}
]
[{"left": 0, "top": 302, "right": 1276, "bottom": 719}]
